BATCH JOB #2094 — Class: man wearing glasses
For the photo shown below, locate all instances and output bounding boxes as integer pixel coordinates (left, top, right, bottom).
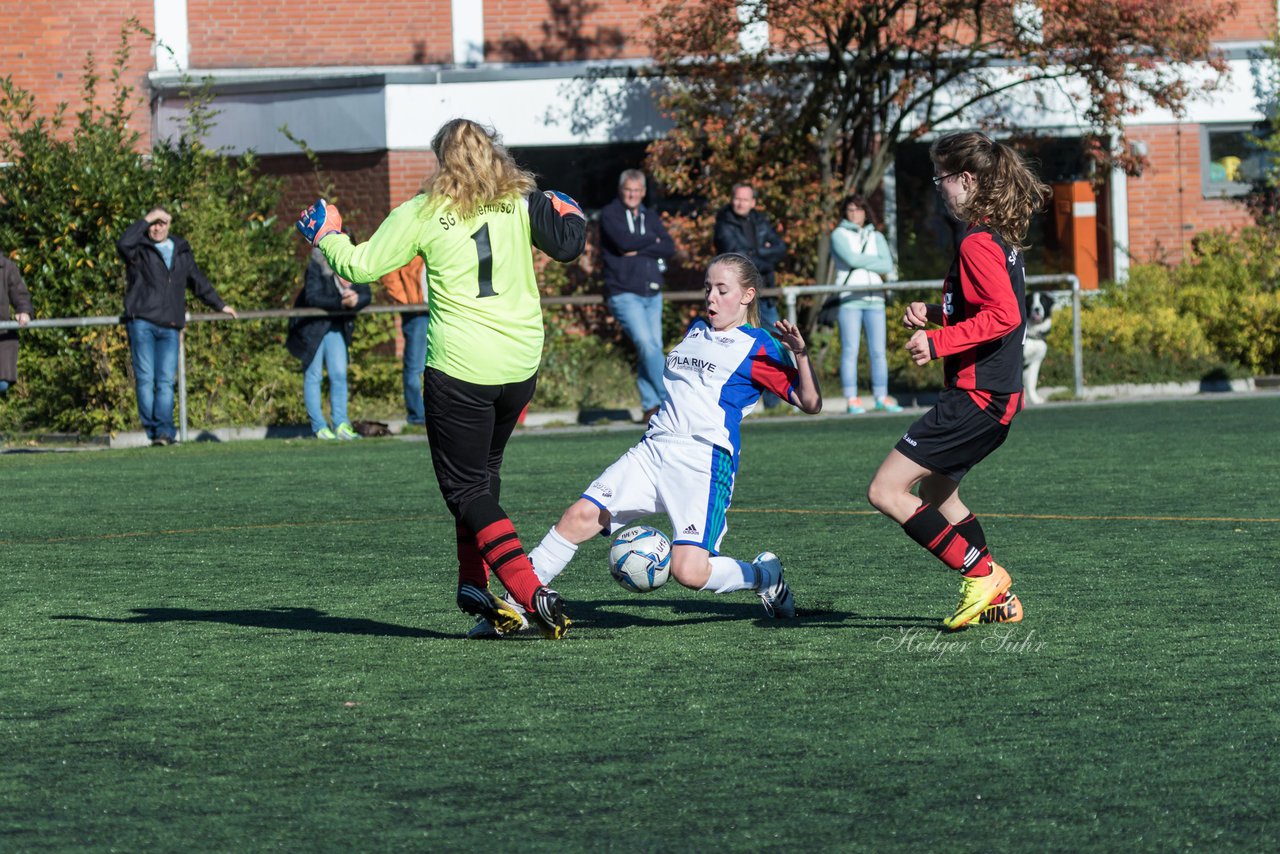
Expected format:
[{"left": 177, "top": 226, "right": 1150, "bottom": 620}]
[{"left": 117, "top": 207, "right": 238, "bottom": 445}]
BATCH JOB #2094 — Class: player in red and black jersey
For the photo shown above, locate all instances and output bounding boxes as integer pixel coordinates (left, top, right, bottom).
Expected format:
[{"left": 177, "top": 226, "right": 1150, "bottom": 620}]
[
  {"left": 866, "top": 131, "right": 1049, "bottom": 630},
  {"left": 931, "top": 224, "right": 1027, "bottom": 424}
]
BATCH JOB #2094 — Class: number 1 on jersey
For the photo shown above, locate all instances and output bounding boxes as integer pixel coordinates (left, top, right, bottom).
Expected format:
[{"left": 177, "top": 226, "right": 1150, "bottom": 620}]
[{"left": 470, "top": 224, "right": 496, "bottom": 298}]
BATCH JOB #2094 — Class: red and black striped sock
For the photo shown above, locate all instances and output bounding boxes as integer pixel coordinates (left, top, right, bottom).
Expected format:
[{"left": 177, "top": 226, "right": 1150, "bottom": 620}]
[
  {"left": 954, "top": 513, "right": 986, "bottom": 550},
  {"left": 902, "top": 503, "right": 992, "bottom": 577},
  {"left": 455, "top": 522, "right": 489, "bottom": 588},
  {"left": 473, "top": 518, "right": 542, "bottom": 610},
  {"left": 954, "top": 513, "right": 998, "bottom": 579}
]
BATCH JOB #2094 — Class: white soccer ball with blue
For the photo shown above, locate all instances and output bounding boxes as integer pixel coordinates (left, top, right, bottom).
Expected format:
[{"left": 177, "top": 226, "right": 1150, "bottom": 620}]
[{"left": 608, "top": 525, "right": 672, "bottom": 593}]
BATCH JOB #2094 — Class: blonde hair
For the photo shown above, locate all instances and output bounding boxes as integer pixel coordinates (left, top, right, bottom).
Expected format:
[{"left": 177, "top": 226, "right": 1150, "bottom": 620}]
[
  {"left": 425, "top": 119, "right": 537, "bottom": 220},
  {"left": 707, "top": 253, "right": 761, "bottom": 327},
  {"left": 930, "top": 132, "right": 1050, "bottom": 251}
]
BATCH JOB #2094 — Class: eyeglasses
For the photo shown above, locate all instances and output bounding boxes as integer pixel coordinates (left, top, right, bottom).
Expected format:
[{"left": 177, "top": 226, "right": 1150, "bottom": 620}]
[{"left": 932, "top": 172, "right": 959, "bottom": 187}]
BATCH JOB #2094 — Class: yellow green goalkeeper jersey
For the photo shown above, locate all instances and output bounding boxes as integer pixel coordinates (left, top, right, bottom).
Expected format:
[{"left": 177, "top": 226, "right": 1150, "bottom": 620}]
[{"left": 319, "top": 193, "right": 554, "bottom": 385}]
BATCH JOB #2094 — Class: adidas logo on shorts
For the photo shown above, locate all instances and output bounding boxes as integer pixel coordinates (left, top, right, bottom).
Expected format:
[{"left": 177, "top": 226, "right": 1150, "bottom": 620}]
[{"left": 682, "top": 524, "right": 699, "bottom": 536}]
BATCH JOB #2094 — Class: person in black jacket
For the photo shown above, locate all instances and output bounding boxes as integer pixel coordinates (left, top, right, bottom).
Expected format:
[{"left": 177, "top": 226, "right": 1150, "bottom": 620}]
[
  {"left": 286, "top": 248, "right": 372, "bottom": 439},
  {"left": 116, "top": 207, "right": 238, "bottom": 445},
  {"left": 0, "top": 254, "right": 33, "bottom": 395},
  {"left": 599, "top": 169, "right": 675, "bottom": 422},
  {"left": 713, "top": 183, "right": 788, "bottom": 407}
]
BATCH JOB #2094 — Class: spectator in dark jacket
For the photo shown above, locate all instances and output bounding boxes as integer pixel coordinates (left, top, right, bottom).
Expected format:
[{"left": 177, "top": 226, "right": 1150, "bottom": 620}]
[
  {"left": 599, "top": 169, "right": 675, "bottom": 421},
  {"left": 0, "top": 254, "right": 33, "bottom": 394},
  {"left": 713, "top": 183, "right": 788, "bottom": 407},
  {"left": 378, "top": 255, "right": 429, "bottom": 428},
  {"left": 286, "top": 248, "right": 372, "bottom": 440},
  {"left": 116, "top": 207, "right": 237, "bottom": 445}
]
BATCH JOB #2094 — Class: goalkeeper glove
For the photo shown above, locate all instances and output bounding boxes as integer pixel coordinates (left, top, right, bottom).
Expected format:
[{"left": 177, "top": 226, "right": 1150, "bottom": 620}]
[
  {"left": 544, "top": 190, "right": 585, "bottom": 219},
  {"left": 296, "top": 199, "right": 343, "bottom": 246}
]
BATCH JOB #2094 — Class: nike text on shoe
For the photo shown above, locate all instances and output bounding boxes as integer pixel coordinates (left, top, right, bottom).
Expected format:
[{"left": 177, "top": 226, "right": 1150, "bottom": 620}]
[
  {"left": 977, "top": 591, "right": 1024, "bottom": 624},
  {"left": 753, "top": 552, "right": 796, "bottom": 618},
  {"left": 942, "top": 562, "right": 1012, "bottom": 631},
  {"left": 530, "top": 586, "right": 572, "bottom": 639},
  {"left": 457, "top": 582, "right": 527, "bottom": 637}
]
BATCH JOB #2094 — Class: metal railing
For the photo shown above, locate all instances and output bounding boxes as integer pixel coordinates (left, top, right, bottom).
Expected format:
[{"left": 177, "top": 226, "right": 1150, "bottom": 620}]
[
  {"left": 1, "top": 275, "right": 1090, "bottom": 439},
  {"left": 0, "top": 303, "right": 429, "bottom": 443},
  {"left": 778, "top": 273, "right": 1087, "bottom": 398}
]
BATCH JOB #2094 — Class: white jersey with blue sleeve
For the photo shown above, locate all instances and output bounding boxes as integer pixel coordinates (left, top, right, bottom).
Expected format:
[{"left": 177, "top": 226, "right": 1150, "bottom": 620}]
[
  {"left": 645, "top": 319, "right": 798, "bottom": 462},
  {"left": 581, "top": 319, "right": 799, "bottom": 552}
]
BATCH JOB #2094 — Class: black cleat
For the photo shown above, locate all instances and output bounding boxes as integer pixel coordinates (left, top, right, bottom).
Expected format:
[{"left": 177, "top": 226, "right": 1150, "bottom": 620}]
[
  {"left": 457, "top": 582, "right": 527, "bottom": 636},
  {"left": 530, "top": 586, "right": 572, "bottom": 639}
]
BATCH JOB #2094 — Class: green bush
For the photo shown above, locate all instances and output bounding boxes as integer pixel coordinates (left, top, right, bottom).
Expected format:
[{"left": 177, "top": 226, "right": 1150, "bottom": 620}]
[
  {"left": 1035, "top": 228, "right": 1280, "bottom": 388},
  {"left": 0, "top": 23, "right": 411, "bottom": 436},
  {"left": 535, "top": 318, "right": 635, "bottom": 410}
]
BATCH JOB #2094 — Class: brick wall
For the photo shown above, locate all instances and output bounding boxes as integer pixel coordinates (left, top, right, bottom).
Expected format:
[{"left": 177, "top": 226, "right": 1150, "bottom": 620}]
[
  {"left": 0, "top": 2, "right": 154, "bottom": 145},
  {"left": 1125, "top": 124, "right": 1254, "bottom": 265},
  {"left": 257, "top": 151, "right": 392, "bottom": 264},
  {"left": 1215, "top": 0, "right": 1274, "bottom": 41},
  {"left": 485, "top": 0, "right": 650, "bottom": 61},
  {"left": 387, "top": 150, "right": 437, "bottom": 208},
  {"left": 186, "top": 0, "right": 454, "bottom": 67}
]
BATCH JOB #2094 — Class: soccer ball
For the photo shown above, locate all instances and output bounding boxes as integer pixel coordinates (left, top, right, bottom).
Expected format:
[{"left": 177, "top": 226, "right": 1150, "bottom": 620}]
[{"left": 608, "top": 526, "right": 672, "bottom": 593}]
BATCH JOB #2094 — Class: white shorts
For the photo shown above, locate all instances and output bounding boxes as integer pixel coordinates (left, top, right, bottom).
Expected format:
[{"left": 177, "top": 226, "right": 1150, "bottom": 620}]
[{"left": 582, "top": 434, "right": 736, "bottom": 553}]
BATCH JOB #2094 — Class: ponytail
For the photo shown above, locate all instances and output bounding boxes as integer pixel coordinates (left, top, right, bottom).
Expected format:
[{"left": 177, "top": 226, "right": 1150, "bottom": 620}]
[{"left": 930, "top": 132, "right": 1050, "bottom": 250}]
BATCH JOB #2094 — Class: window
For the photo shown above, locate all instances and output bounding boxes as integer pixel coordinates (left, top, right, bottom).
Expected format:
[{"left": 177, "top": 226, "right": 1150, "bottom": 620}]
[
  {"left": 509, "top": 142, "right": 649, "bottom": 213},
  {"left": 1202, "top": 124, "right": 1274, "bottom": 198}
]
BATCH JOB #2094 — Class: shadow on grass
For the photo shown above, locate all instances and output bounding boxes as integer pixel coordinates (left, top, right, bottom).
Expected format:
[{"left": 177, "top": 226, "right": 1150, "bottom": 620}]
[
  {"left": 52, "top": 601, "right": 938, "bottom": 641},
  {"left": 51, "top": 606, "right": 455, "bottom": 639},
  {"left": 562, "top": 596, "right": 936, "bottom": 631}
]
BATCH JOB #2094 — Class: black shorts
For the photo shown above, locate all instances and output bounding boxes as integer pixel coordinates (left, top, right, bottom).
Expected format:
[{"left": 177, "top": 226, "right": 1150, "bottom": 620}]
[
  {"left": 423, "top": 368, "right": 537, "bottom": 517},
  {"left": 894, "top": 388, "right": 1010, "bottom": 482}
]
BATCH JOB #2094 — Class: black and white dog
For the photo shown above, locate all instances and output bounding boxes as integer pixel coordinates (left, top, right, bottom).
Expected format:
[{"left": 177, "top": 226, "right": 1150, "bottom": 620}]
[{"left": 1023, "top": 292, "right": 1054, "bottom": 404}]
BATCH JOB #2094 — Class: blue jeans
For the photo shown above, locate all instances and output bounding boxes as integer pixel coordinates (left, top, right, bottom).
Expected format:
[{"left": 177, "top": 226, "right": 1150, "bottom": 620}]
[
  {"left": 126, "top": 318, "right": 180, "bottom": 440},
  {"left": 838, "top": 302, "right": 890, "bottom": 400},
  {"left": 304, "top": 330, "right": 349, "bottom": 434},
  {"left": 607, "top": 292, "right": 666, "bottom": 411},
  {"left": 401, "top": 312, "right": 428, "bottom": 424}
]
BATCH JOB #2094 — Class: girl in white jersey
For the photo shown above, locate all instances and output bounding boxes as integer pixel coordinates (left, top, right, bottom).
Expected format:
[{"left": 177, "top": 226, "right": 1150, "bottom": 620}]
[{"left": 474, "top": 254, "right": 821, "bottom": 637}]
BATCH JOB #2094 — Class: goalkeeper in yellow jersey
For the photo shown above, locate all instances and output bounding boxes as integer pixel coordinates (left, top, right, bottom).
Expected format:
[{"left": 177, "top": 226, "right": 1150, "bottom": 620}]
[{"left": 297, "top": 118, "right": 586, "bottom": 639}]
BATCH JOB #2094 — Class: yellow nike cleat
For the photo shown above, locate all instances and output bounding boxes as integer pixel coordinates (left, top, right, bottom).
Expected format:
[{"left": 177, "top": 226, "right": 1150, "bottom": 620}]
[
  {"left": 942, "top": 562, "right": 1012, "bottom": 631},
  {"left": 976, "top": 591, "right": 1023, "bottom": 624}
]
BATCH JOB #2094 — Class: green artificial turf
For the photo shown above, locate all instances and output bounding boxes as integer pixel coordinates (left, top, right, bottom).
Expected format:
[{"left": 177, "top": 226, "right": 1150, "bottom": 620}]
[{"left": 2, "top": 395, "right": 1277, "bottom": 852}]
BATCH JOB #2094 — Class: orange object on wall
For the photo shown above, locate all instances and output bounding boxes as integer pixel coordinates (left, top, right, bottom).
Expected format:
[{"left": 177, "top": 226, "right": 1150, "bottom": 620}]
[{"left": 1052, "top": 182, "right": 1099, "bottom": 290}]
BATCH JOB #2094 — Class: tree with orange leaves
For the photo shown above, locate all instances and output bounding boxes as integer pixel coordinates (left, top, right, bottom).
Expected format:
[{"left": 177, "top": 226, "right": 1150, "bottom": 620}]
[{"left": 641, "top": 0, "right": 1235, "bottom": 281}]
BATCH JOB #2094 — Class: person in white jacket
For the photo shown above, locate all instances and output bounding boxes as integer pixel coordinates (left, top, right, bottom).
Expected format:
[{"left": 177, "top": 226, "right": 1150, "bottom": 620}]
[{"left": 829, "top": 194, "right": 902, "bottom": 414}]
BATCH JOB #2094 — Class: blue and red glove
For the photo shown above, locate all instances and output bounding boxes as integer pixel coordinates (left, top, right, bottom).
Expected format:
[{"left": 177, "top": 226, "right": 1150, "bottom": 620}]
[
  {"left": 296, "top": 199, "right": 343, "bottom": 246},
  {"left": 543, "top": 190, "right": 585, "bottom": 220}
]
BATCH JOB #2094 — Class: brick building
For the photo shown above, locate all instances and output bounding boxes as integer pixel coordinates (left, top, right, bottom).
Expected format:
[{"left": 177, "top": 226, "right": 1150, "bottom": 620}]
[{"left": 1, "top": 0, "right": 1270, "bottom": 276}]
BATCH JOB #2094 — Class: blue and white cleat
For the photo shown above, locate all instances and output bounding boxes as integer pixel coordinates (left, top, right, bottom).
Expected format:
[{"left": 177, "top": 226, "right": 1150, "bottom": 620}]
[{"left": 753, "top": 552, "right": 796, "bottom": 618}]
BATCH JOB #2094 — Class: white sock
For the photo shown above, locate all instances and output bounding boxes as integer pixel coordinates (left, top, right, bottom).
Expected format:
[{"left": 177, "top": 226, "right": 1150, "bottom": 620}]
[
  {"left": 528, "top": 525, "right": 578, "bottom": 586},
  {"left": 701, "top": 555, "right": 759, "bottom": 594}
]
